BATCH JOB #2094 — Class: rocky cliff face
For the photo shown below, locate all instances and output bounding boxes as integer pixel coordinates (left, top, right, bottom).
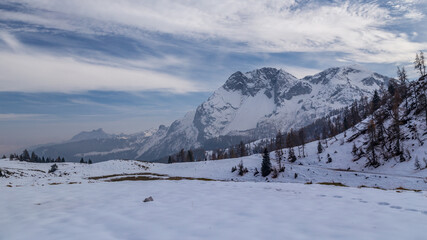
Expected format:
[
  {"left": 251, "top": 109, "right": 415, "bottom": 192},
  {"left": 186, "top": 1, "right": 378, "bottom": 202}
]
[{"left": 33, "top": 65, "right": 390, "bottom": 162}]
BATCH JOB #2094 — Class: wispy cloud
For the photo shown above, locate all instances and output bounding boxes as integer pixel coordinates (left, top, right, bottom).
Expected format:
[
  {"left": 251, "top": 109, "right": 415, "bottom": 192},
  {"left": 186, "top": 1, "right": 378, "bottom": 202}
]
[
  {"left": 0, "top": 31, "right": 203, "bottom": 93},
  {"left": 1, "top": 0, "right": 426, "bottom": 63},
  {"left": 0, "top": 113, "right": 46, "bottom": 120}
]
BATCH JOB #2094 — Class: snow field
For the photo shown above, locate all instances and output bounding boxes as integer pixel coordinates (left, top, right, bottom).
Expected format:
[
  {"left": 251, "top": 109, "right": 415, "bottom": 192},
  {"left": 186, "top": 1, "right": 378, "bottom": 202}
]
[{"left": 1, "top": 180, "right": 426, "bottom": 240}]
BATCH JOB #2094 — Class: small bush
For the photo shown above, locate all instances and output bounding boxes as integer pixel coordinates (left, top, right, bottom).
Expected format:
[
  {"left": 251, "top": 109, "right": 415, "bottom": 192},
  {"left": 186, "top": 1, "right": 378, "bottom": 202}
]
[
  {"left": 326, "top": 154, "right": 332, "bottom": 163},
  {"left": 237, "top": 160, "right": 248, "bottom": 176},
  {"left": 271, "top": 168, "right": 278, "bottom": 178},
  {"left": 48, "top": 164, "right": 58, "bottom": 173},
  {"left": 253, "top": 167, "right": 259, "bottom": 176},
  {"left": 231, "top": 166, "right": 237, "bottom": 172}
]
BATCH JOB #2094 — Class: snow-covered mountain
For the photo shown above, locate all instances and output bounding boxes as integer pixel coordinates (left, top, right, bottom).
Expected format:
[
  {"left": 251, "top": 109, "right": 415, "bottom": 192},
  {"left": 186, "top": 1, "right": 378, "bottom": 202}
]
[{"left": 32, "top": 65, "right": 390, "bottom": 162}]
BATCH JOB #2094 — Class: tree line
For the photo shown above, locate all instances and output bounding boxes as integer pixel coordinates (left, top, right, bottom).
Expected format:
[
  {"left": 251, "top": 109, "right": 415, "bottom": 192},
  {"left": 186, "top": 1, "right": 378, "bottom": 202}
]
[{"left": 5, "top": 149, "right": 66, "bottom": 163}]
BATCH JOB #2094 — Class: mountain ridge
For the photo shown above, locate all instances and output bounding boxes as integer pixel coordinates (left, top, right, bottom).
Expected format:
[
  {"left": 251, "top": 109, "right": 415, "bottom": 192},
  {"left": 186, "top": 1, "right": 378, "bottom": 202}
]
[{"left": 31, "top": 65, "right": 390, "bottom": 162}]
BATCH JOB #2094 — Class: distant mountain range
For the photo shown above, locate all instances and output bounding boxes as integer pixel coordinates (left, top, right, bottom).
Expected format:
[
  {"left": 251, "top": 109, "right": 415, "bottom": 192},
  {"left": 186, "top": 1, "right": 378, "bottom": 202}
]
[{"left": 32, "top": 65, "right": 390, "bottom": 162}]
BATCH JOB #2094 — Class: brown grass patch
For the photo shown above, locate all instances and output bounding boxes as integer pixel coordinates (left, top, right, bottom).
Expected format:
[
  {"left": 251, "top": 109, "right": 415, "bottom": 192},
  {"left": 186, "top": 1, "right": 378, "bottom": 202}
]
[
  {"left": 88, "top": 172, "right": 167, "bottom": 180},
  {"left": 395, "top": 187, "right": 422, "bottom": 192},
  {"left": 318, "top": 182, "right": 348, "bottom": 187},
  {"left": 105, "top": 175, "right": 217, "bottom": 182}
]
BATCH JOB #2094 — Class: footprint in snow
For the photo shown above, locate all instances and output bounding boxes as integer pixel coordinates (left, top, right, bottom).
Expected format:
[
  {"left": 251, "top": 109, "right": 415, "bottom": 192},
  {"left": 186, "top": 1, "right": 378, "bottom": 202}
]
[
  {"left": 378, "top": 202, "right": 390, "bottom": 206},
  {"left": 333, "top": 195, "right": 343, "bottom": 198},
  {"left": 390, "top": 206, "right": 402, "bottom": 209},
  {"left": 404, "top": 208, "right": 419, "bottom": 212},
  {"left": 359, "top": 200, "right": 368, "bottom": 203},
  {"left": 317, "top": 194, "right": 327, "bottom": 197}
]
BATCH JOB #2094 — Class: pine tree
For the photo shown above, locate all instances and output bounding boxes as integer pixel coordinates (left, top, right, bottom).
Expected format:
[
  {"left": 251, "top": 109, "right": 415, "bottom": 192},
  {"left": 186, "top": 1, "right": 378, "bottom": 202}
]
[
  {"left": 414, "top": 52, "right": 425, "bottom": 77},
  {"left": 178, "top": 149, "right": 185, "bottom": 162},
  {"left": 299, "top": 128, "right": 305, "bottom": 157},
  {"left": 80, "top": 158, "right": 84, "bottom": 164},
  {"left": 275, "top": 148, "right": 284, "bottom": 171},
  {"left": 21, "top": 149, "right": 30, "bottom": 161},
  {"left": 352, "top": 143, "right": 357, "bottom": 156},
  {"left": 261, "top": 148, "right": 271, "bottom": 177},
  {"left": 366, "top": 120, "right": 379, "bottom": 168},
  {"left": 372, "top": 90, "right": 380, "bottom": 112},
  {"left": 238, "top": 141, "right": 247, "bottom": 157},
  {"left": 317, "top": 141, "right": 323, "bottom": 154},
  {"left": 2, "top": 155, "right": 6, "bottom": 159},
  {"left": 187, "top": 150, "right": 194, "bottom": 162},
  {"left": 397, "top": 66, "right": 408, "bottom": 110},
  {"left": 168, "top": 156, "right": 173, "bottom": 164},
  {"left": 88, "top": 159, "right": 92, "bottom": 164}
]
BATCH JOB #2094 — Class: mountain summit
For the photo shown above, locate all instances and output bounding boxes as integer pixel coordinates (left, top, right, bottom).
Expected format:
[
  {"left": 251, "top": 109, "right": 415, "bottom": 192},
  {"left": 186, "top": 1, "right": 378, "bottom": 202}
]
[{"left": 32, "top": 65, "right": 390, "bottom": 162}]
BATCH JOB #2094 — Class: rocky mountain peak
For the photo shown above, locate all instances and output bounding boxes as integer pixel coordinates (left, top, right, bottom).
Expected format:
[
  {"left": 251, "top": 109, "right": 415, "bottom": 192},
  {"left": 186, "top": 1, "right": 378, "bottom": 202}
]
[{"left": 69, "top": 128, "right": 111, "bottom": 142}]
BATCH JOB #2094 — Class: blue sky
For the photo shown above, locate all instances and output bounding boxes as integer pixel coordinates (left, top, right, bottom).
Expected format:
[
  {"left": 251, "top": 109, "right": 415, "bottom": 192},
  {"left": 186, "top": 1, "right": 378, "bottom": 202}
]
[{"left": 0, "top": 0, "right": 426, "bottom": 155}]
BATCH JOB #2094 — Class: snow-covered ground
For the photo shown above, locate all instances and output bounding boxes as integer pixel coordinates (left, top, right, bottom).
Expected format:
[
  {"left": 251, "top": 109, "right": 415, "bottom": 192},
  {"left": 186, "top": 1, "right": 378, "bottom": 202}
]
[
  {"left": 1, "top": 180, "right": 427, "bottom": 240},
  {"left": 1, "top": 158, "right": 427, "bottom": 239}
]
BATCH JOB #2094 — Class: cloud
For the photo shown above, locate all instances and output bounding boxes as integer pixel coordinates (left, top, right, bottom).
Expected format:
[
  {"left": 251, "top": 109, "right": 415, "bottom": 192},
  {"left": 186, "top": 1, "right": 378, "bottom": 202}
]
[
  {"left": 0, "top": 50, "right": 203, "bottom": 93},
  {"left": 0, "top": 31, "right": 203, "bottom": 93},
  {"left": 0, "top": 113, "right": 46, "bottom": 120},
  {"left": 2, "top": 0, "right": 426, "bottom": 64}
]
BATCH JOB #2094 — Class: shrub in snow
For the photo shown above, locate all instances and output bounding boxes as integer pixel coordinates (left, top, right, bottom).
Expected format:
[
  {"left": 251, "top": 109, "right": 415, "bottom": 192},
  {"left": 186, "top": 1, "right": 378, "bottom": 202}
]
[
  {"left": 271, "top": 168, "right": 278, "bottom": 179},
  {"left": 253, "top": 168, "right": 259, "bottom": 176},
  {"left": 326, "top": 154, "right": 332, "bottom": 163},
  {"left": 48, "top": 164, "right": 58, "bottom": 173},
  {"left": 288, "top": 148, "right": 297, "bottom": 163},
  {"left": 414, "top": 156, "right": 421, "bottom": 170},
  {"left": 294, "top": 173, "right": 298, "bottom": 179},
  {"left": 231, "top": 166, "right": 237, "bottom": 173},
  {"left": 237, "top": 160, "right": 248, "bottom": 176},
  {"left": 143, "top": 196, "right": 153, "bottom": 202},
  {"left": 261, "top": 148, "right": 271, "bottom": 177}
]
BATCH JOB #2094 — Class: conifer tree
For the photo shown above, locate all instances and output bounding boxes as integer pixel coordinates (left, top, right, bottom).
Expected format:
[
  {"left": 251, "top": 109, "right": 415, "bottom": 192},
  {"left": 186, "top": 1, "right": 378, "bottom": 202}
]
[
  {"left": 21, "top": 149, "right": 30, "bottom": 161},
  {"left": 238, "top": 141, "right": 247, "bottom": 157},
  {"left": 317, "top": 141, "right": 323, "bottom": 154},
  {"left": 187, "top": 150, "right": 194, "bottom": 162},
  {"left": 372, "top": 90, "right": 380, "bottom": 112},
  {"left": 88, "top": 159, "right": 92, "bottom": 164},
  {"left": 261, "top": 148, "right": 271, "bottom": 177},
  {"left": 80, "top": 158, "right": 84, "bottom": 164}
]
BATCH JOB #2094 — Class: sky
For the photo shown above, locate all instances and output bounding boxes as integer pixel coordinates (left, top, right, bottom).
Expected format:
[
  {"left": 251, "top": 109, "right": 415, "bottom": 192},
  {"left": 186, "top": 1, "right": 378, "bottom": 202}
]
[{"left": 0, "top": 0, "right": 426, "bottom": 155}]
